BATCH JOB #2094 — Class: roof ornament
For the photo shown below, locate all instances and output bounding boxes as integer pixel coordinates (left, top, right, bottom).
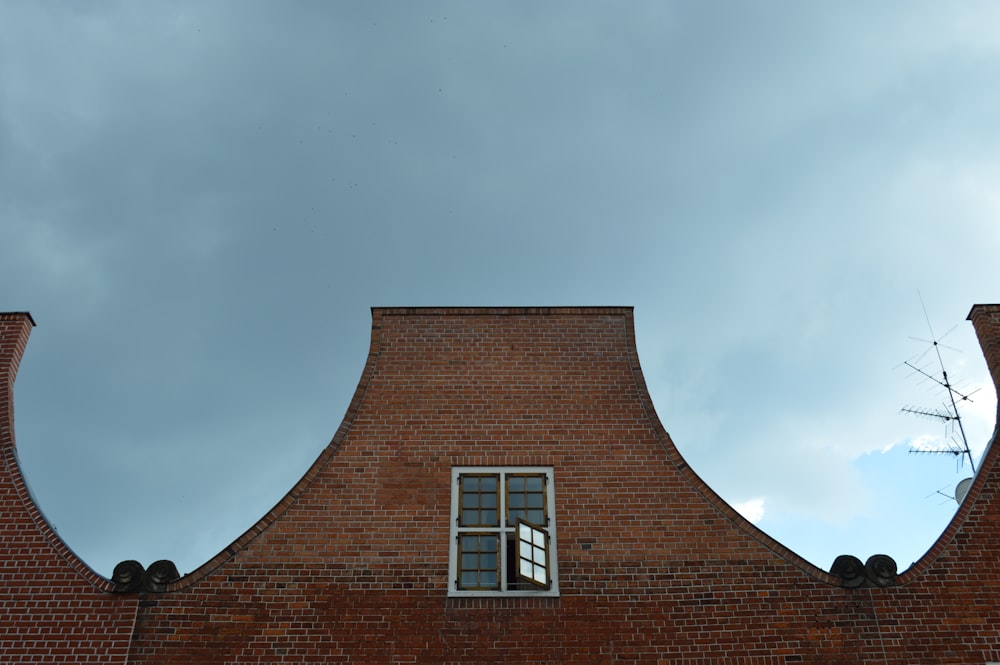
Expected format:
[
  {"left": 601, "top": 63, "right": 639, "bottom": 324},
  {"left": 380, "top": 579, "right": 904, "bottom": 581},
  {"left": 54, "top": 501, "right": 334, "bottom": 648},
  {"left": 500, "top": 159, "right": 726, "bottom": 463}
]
[
  {"left": 829, "top": 554, "right": 898, "bottom": 588},
  {"left": 110, "top": 559, "right": 180, "bottom": 594}
]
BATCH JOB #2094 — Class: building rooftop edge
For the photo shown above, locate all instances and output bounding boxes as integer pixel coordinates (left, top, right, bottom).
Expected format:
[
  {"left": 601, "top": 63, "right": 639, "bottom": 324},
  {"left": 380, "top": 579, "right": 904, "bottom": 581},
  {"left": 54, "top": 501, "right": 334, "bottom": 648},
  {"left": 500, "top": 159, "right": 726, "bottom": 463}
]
[
  {"left": 371, "top": 306, "right": 633, "bottom": 316},
  {"left": 967, "top": 303, "right": 1000, "bottom": 320},
  {"left": 0, "top": 312, "right": 36, "bottom": 326}
]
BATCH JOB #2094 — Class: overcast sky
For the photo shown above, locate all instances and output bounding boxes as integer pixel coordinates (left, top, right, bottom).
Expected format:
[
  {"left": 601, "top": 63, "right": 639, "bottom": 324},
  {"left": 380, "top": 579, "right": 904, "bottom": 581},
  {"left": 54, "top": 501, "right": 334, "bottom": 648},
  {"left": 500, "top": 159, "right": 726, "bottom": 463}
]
[{"left": 1, "top": 1, "right": 998, "bottom": 578}]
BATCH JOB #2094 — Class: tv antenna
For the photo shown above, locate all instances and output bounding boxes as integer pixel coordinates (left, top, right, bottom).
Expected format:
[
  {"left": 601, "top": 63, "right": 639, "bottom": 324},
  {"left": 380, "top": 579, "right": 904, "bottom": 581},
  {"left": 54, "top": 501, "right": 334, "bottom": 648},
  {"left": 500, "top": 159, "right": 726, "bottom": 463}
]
[{"left": 900, "top": 294, "right": 979, "bottom": 474}]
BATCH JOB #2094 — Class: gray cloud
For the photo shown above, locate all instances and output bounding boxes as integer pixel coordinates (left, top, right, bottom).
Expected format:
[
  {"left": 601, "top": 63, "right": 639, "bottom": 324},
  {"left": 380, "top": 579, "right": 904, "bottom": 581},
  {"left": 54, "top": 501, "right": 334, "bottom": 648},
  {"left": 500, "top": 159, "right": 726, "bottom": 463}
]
[{"left": 2, "top": 1, "right": 997, "bottom": 576}]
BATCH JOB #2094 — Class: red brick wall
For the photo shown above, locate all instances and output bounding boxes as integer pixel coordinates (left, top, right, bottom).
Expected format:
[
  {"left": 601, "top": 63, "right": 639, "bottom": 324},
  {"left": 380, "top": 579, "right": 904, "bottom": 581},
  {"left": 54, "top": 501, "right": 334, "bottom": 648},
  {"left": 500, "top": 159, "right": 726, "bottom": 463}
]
[
  {"left": 0, "top": 313, "right": 136, "bottom": 664},
  {"left": 3, "top": 306, "right": 1000, "bottom": 664}
]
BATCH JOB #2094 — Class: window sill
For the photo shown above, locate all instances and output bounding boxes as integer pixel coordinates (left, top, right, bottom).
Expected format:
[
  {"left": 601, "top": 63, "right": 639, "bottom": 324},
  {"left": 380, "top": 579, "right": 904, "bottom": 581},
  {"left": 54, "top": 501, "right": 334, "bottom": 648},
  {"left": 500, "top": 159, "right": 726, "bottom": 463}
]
[{"left": 447, "top": 589, "right": 560, "bottom": 599}]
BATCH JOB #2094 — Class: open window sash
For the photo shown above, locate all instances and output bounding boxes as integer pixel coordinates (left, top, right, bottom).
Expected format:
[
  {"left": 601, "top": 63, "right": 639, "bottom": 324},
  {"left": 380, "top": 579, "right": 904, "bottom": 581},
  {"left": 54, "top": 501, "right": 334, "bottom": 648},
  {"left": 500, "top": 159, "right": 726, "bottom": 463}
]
[{"left": 515, "top": 519, "right": 551, "bottom": 589}]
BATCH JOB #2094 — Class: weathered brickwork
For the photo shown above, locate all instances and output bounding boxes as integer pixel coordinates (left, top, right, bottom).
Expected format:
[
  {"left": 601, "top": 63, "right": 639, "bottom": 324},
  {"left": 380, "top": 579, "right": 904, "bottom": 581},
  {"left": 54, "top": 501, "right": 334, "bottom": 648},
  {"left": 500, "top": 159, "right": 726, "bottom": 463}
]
[{"left": 1, "top": 306, "right": 1000, "bottom": 663}]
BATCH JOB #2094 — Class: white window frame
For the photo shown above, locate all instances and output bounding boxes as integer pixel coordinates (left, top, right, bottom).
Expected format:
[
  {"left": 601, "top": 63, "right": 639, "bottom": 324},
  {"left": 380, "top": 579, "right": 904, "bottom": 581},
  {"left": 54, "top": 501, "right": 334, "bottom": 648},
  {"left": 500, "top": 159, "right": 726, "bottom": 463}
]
[{"left": 448, "top": 466, "right": 559, "bottom": 597}]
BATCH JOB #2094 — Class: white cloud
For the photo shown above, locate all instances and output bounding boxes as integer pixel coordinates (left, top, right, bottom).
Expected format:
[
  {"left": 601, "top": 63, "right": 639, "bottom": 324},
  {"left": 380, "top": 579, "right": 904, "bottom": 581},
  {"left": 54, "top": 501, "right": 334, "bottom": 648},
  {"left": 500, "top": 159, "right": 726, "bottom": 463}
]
[
  {"left": 733, "top": 497, "right": 766, "bottom": 524},
  {"left": 906, "top": 433, "right": 945, "bottom": 453}
]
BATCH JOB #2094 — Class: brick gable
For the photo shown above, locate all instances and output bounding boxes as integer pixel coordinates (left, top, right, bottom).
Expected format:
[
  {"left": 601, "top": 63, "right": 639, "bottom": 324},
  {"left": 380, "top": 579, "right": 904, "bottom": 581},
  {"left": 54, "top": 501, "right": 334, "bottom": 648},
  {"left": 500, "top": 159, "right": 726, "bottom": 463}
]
[{"left": 2, "top": 306, "right": 1000, "bottom": 663}]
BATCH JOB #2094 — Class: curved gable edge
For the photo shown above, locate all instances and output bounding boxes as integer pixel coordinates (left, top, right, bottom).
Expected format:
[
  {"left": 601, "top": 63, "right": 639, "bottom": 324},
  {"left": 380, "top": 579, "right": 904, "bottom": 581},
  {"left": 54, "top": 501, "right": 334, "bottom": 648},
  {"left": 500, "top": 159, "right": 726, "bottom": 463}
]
[
  {"left": 896, "top": 303, "right": 1000, "bottom": 583},
  {"left": 620, "top": 309, "right": 842, "bottom": 586},
  {"left": 627, "top": 305, "right": 1000, "bottom": 587},
  {"left": 173, "top": 305, "right": 861, "bottom": 591},
  {"left": 0, "top": 312, "right": 117, "bottom": 592},
  {"left": 83, "top": 303, "right": 1000, "bottom": 592},
  {"left": 167, "top": 308, "right": 385, "bottom": 590}
]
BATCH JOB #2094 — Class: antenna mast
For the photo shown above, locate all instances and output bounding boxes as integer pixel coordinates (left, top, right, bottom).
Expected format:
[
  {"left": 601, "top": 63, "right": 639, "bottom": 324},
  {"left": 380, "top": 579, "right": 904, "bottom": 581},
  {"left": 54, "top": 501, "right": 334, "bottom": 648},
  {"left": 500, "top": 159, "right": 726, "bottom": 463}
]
[{"left": 901, "top": 295, "right": 979, "bottom": 473}]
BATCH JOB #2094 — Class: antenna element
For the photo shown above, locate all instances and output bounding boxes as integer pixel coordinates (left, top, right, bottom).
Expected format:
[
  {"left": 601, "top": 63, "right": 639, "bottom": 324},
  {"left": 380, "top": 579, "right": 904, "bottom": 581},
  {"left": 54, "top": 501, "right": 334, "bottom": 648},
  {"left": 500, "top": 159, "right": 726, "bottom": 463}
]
[{"left": 901, "top": 294, "right": 976, "bottom": 473}]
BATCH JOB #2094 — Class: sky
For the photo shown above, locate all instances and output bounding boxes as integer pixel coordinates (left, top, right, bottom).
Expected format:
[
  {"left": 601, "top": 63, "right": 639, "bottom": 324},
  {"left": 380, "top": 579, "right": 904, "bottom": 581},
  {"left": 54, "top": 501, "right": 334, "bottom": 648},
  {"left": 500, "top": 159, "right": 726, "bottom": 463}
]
[{"left": 1, "top": 1, "right": 998, "bottom": 579}]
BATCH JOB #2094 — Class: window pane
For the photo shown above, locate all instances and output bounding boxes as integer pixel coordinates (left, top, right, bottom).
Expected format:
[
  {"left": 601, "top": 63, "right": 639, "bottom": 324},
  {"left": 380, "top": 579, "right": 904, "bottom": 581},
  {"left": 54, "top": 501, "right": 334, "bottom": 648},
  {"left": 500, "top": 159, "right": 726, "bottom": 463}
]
[
  {"left": 515, "top": 521, "right": 549, "bottom": 589},
  {"left": 506, "top": 474, "right": 546, "bottom": 527},
  {"left": 459, "top": 474, "right": 500, "bottom": 526},
  {"left": 458, "top": 533, "right": 500, "bottom": 590},
  {"left": 520, "top": 558, "right": 534, "bottom": 578}
]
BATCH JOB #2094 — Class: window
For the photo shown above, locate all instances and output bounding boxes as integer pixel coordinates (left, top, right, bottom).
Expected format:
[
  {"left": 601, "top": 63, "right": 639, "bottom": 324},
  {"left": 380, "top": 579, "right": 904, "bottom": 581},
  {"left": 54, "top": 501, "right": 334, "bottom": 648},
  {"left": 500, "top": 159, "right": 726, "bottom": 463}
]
[{"left": 448, "top": 467, "right": 558, "bottom": 596}]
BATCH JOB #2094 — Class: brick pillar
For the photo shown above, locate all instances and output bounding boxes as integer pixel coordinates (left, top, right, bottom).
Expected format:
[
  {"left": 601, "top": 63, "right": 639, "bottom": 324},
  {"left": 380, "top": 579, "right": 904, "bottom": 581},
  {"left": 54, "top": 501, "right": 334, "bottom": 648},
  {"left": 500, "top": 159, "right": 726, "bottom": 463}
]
[
  {"left": 968, "top": 304, "right": 1000, "bottom": 400},
  {"left": 0, "top": 312, "right": 35, "bottom": 451}
]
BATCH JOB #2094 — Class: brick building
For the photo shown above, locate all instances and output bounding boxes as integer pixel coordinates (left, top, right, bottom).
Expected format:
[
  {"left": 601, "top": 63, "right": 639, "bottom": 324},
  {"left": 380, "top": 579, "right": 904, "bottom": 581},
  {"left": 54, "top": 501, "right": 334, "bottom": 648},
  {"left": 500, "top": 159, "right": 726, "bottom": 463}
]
[{"left": 1, "top": 306, "right": 999, "bottom": 663}]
